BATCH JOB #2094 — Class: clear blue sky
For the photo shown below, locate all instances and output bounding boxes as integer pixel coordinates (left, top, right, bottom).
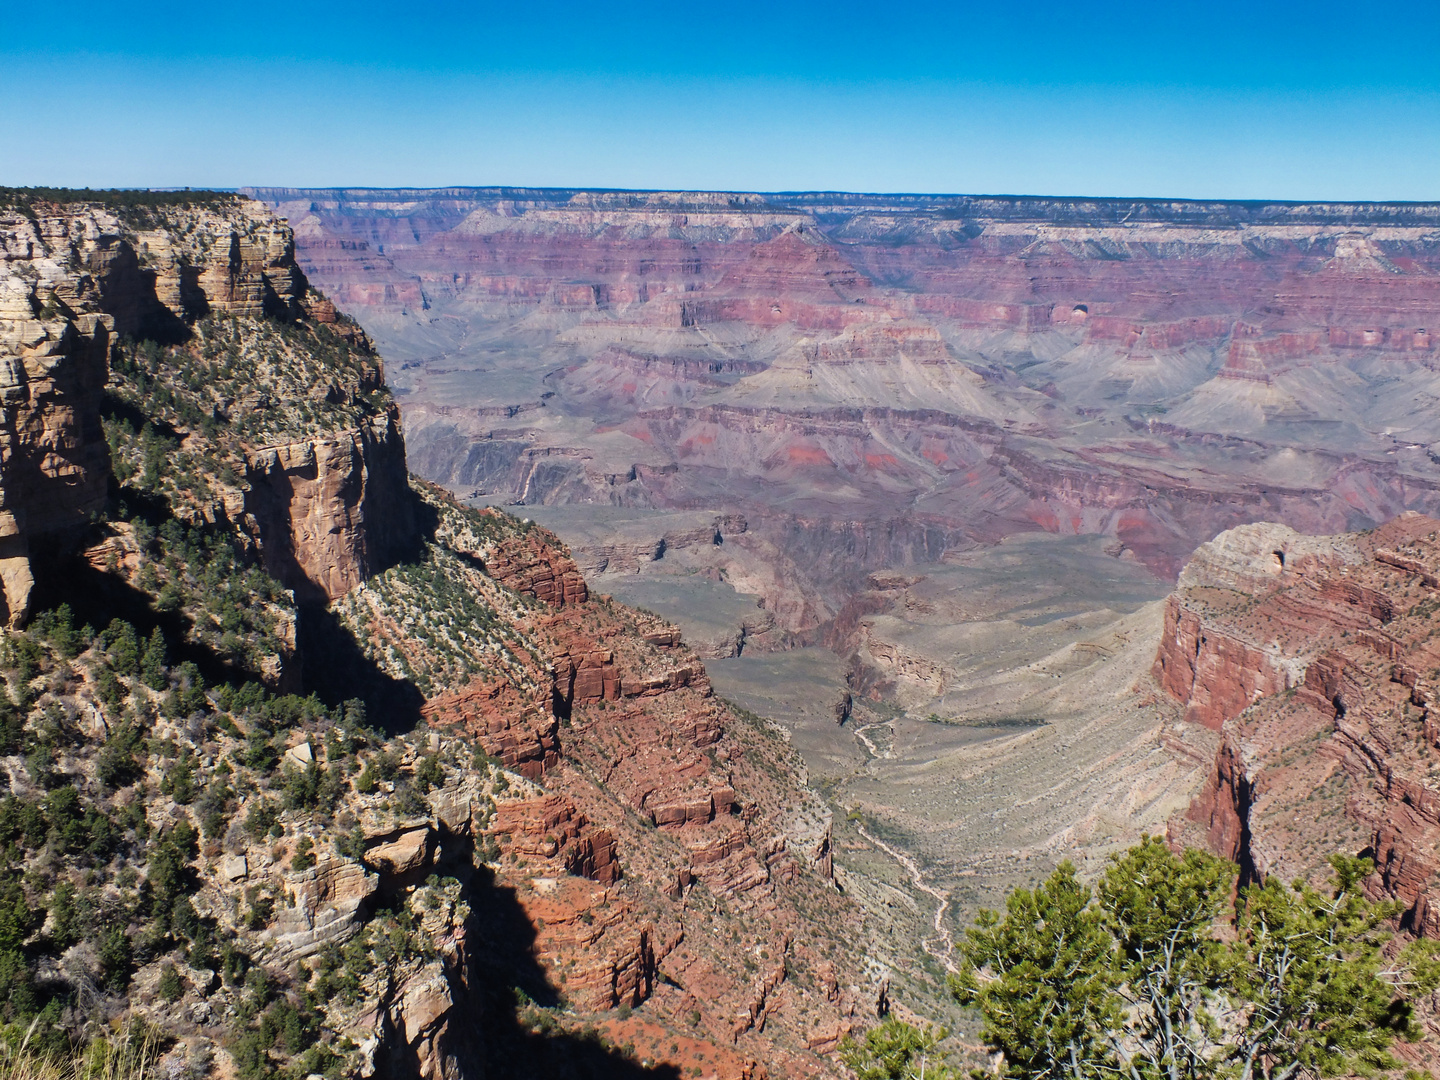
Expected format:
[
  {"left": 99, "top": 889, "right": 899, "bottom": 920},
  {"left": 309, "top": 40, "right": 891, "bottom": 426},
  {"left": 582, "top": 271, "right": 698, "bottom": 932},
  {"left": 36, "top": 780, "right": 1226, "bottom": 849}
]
[{"left": 3, "top": 0, "right": 1438, "bottom": 200}]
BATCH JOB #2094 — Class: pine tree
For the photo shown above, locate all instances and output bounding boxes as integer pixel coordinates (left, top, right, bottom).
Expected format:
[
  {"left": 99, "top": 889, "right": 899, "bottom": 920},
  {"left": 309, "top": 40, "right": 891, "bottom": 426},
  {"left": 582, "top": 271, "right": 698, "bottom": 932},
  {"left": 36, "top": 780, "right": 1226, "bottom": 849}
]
[
  {"left": 98, "top": 925, "right": 132, "bottom": 992},
  {"left": 105, "top": 619, "right": 140, "bottom": 675},
  {"left": 158, "top": 963, "right": 185, "bottom": 1003},
  {"left": 1096, "top": 837, "right": 1234, "bottom": 1080},
  {"left": 141, "top": 627, "right": 168, "bottom": 690},
  {"left": 951, "top": 861, "right": 1123, "bottom": 1080},
  {"left": 951, "top": 842, "right": 1435, "bottom": 1080},
  {"left": 840, "top": 1016, "right": 958, "bottom": 1080},
  {"left": 1225, "top": 855, "right": 1415, "bottom": 1080}
]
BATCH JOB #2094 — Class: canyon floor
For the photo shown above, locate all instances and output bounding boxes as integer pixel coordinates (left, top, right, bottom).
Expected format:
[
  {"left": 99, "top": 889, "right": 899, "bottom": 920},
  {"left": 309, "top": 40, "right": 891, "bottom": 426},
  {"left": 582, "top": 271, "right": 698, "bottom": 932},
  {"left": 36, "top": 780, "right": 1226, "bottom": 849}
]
[{"left": 503, "top": 504, "right": 1214, "bottom": 1028}]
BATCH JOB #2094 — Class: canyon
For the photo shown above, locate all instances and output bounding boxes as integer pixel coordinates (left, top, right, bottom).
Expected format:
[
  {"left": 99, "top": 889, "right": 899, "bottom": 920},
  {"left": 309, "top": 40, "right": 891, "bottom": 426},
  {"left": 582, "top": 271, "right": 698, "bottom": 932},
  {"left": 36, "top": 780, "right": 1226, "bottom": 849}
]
[
  {"left": 1162, "top": 514, "right": 1440, "bottom": 909},
  {"left": 235, "top": 188, "right": 1440, "bottom": 1050},
  {"left": 11, "top": 184, "right": 1440, "bottom": 1075},
  {"left": 0, "top": 195, "right": 411, "bottom": 622},
  {"left": 1156, "top": 513, "right": 1440, "bottom": 1060},
  {"left": 249, "top": 189, "right": 1440, "bottom": 607}
]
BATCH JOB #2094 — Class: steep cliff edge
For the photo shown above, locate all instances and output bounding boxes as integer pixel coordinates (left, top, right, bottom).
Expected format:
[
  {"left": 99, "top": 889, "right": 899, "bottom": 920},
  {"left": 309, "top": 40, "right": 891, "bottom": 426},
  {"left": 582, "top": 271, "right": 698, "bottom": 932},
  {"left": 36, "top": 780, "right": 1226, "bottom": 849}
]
[
  {"left": 1160, "top": 513, "right": 1440, "bottom": 933},
  {"left": 0, "top": 191, "right": 412, "bottom": 621},
  {"left": 0, "top": 192, "right": 865, "bottom": 1080},
  {"left": 330, "top": 487, "right": 864, "bottom": 1074}
]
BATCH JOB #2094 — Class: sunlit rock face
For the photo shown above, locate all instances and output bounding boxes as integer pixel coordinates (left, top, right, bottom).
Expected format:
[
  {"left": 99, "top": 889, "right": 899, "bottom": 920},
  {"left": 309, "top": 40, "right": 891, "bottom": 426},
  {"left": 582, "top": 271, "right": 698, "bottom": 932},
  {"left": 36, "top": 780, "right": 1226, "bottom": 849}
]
[
  {"left": 1163, "top": 513, "right": 1440, "bottom": 934},
  {"left": 0, "top": 198, "right": 415, "bottom": 621}
]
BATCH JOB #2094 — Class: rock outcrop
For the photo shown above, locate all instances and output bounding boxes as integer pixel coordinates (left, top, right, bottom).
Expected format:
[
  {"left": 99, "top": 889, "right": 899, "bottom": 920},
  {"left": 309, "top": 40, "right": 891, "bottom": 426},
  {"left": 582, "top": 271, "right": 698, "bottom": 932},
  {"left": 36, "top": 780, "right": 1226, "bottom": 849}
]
[
  {"left": 491, "top": 792, "right": 620, "bottom": 884},
  {"left": 1164, "top": 513, "right": 1440, "bottom": 931},
  {"left": 0, "top": 208, "right": 118, "bottom": 624},
  {"left": 0, "top": 194, "right": 415, "bottom": 618},
  {"left": 319, "top": 486, "right": 861, "bottom": 1076},
  {"left": 244, "top": 410, "right": 414, "bottom": 602},
  {"left": 1153, "top": 522, "right": 1377, "bottom": 729},
  {"left": 477, "top": 530, "right": 590, "bottom": 606}
]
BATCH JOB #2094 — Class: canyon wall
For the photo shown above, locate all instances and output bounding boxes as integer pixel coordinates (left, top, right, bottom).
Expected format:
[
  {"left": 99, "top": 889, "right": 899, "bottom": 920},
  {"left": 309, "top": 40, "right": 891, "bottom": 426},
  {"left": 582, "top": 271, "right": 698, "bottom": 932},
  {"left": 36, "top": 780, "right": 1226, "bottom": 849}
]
[
  {"left": 243, "top": 410, "right": 414, "bottom": 602},
  {"left": 326, "top": 490, "right": 868, "bottom": 1077},
  {"left": 0, "top": 196, "right": 413, "bottom": 618},
  {"left": 0, "top": 193, "right": 869, "bottom": 1079},
  {"left": 1161, "top": 513, "right": 1440, "bottom": 932},
  {"left": 248, "top": 188, "right": 1440, "bottom": 634}
]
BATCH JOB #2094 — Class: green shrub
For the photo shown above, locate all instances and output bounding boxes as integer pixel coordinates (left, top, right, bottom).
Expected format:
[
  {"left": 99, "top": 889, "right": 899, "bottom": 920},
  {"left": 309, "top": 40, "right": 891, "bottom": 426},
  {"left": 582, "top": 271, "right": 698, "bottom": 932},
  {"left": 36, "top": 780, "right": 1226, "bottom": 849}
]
[
  {"left": 195, "top": 778, "right": 233, "bottom": 839},
  {"left": 158, "top": 963, "right": 185, "bottom": 1002},
  {"left": 290, "top": 837, "right": 316, "bottom": 873},
  {"left": 47, "top": 881, "right": 78, "bottom": 949},
  {"left": 140, "top": 628, "right": 168, "bottom": 690},
  {"left": 145, "top": 824, "right": 197, "bottom": 915},
  {"left": 243, "top": 799, "right": 279, "bottom": 839},
  {"left": 98, "top": 924, "right": 132, "bottom": 992},
  {"left": 415, "top": 754, "right": 443, "bottom": 793},
  {"left": 101, "top": 619, "right": 141, "bottom": 675},
  {"left": 94, "top": 667, "right": 126, "bottom": 708},
  {"left": 0, "top": 698, "right": 25, "bottom": 755},
  {"left": 161, "top": 753, "right": 197, "bottom": 804},
  {"left": 334, "top": 825, "right": 366, "bottom": 861},
  {"left": 221, "top": 940, "right": 249, "bottom": 985},
  {"left": 32, "top": 604, "right": 81, "bottom": 659},
  {"left": 96, "top": 718, "right": 145, "bottom": 788},
  {"left": 242, "top": 731, "right": 279, "bottom": 773}
]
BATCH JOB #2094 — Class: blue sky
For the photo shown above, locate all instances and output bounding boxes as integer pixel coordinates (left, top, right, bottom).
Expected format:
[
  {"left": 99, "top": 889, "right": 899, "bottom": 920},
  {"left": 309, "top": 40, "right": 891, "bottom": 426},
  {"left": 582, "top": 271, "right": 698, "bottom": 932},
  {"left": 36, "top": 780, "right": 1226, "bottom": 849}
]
[{"left": 3, "top": 0, "right": 1438, "bottom": 199}]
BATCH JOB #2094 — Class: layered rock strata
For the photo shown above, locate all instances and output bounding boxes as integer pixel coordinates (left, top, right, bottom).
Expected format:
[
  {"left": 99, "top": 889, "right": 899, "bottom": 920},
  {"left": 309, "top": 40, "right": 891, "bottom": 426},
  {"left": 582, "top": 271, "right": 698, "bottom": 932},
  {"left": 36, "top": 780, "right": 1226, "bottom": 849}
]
[
  {"left": 0, "top": 193, "right": 868, "bottom": 1080},
  {"left": 0, "top": 196, "right": 413, "bottom": 618},
  {"left": 252, "top": 188, "right": 1440, "bottom": 643},
  {"left": 322, "top": 487, "right": 866, "bottom": 1076},
  {"left": 243, "top": 409, "right": 413, "bottom": 602},
  {"left": 1163, "top": 514, "right": 1440, "bottom": 934}
]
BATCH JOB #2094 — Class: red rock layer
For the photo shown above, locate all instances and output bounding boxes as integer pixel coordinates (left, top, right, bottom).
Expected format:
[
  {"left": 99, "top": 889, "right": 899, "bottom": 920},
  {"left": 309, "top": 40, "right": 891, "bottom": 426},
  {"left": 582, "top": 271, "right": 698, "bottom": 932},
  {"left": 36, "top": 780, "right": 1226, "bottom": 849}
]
[
  {"left": 423, "top": 674, "right": 560, "bottom": 778},
  {"left": 252, "top": 189, "right": 1440, "bottom": 604},
  {"left": 1153, "top": 598, "right": 1289, "bottom": 730},
  {"left": 404, "top": 498, "right": 864, "bottom": 1075},
  {"left": 1164, "top": 513, "right": 1440, "bottom": 934},
  {"left": 480, "top": 530, "right": 590, "bottom": 606},
  {"left": 492, "top": 792, "right": 620, "bottom": 885}
]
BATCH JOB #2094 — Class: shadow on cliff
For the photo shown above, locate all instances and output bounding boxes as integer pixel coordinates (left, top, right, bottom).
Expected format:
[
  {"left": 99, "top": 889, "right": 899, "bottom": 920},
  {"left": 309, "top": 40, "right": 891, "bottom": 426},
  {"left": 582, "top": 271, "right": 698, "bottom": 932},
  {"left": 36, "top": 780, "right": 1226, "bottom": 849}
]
[
  {"left": 29, "top": 547, "right": 275, "bottom": 694},
  {"left": 295, "top": 603, "right": 426, "bottom": 735},
  {"left": 432, "top": 865, "right": 681, "bottom": 1080},
  {"left": 294, "top": 488, "right": 435, "bottom": 732}
]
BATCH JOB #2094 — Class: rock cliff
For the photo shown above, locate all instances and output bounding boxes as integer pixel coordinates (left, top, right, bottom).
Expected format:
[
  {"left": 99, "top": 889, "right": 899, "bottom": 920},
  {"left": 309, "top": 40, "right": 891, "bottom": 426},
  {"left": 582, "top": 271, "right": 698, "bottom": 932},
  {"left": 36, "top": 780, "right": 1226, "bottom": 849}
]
[
  {"left": 0, "top": 192, "right": 413, "bottom": 620},
  {"left": 1161, "top": 513, "right": 1440, "bottom": 934},
  {"left": 0, "top": 191, "right": 867, "bottom": 1080},
  {"left": 331, "top": 489, "right": 866, "bottom": 1075}
]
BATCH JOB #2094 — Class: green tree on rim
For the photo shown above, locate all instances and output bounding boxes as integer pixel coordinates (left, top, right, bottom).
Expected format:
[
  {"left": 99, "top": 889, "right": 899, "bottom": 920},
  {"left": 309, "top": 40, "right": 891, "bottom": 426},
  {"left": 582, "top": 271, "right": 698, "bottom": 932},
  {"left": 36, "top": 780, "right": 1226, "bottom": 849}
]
[
  {"left": 949, "top": 838, "right": 1436, "bottom": 1080},
  {"left": 841, "top": 1016, "right": 960, "bottom": 1080}
]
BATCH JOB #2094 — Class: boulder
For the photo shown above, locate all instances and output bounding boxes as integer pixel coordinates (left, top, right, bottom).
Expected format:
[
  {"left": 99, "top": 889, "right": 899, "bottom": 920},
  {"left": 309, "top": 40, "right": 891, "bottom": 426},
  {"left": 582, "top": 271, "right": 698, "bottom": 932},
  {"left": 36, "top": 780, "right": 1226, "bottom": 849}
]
[{"left": 363, "top": 826, "right": 433, "bottom": 877}]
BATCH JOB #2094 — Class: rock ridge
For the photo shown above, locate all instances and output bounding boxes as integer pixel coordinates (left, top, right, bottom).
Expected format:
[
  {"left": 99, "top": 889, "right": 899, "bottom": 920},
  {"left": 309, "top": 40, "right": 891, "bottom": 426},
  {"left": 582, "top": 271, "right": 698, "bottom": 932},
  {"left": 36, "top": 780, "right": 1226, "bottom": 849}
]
[{"left": 0, "top": 194, "right": 415, "bottom": 618}]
